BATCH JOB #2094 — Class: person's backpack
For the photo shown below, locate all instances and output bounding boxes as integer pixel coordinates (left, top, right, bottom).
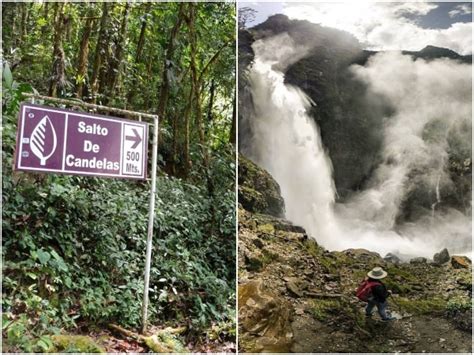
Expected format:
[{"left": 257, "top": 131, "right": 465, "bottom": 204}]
[{"left": 356, "top": 279, "right": 381, "bottom": 301}]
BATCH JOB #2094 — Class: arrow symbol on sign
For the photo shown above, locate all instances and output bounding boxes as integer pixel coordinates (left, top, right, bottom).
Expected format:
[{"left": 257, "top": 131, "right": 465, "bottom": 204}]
[{"left": 126, "top": 128, "right": 142, "bottom": 149}]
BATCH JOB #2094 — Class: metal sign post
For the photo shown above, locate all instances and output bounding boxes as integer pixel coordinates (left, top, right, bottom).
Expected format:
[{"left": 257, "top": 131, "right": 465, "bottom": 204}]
[{"left": 141, "top": 115, "right": 158, "bottom": 334}]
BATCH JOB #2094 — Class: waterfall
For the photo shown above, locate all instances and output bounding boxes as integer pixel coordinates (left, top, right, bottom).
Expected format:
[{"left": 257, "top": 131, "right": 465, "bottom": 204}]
[
  {"left": 247, "top": 34, "right": 340, "bottom": 243},
  {"left": 246, "top": 34, "right": 472, "bottom": 259}
]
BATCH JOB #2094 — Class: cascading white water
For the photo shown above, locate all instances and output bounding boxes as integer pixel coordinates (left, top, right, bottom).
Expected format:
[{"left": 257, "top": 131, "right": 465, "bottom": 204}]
[
  {"left": 247, "top": 34, "right": 472, "bottom": 259},
  {"left": 248, "top": 34, "right": 340, "bottom": 243}
]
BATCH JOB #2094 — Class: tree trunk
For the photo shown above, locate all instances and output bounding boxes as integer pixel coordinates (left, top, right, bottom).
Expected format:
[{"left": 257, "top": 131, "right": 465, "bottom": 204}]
[
  {"left": 90, "top": 2, "right": 109, "bottom": 103},
  {"left": 19, "top": 3, "right": 28, "bottom": 44},
  {"left": 127, "top": 3, "right": 151, "bottom": 106},
  {"left": 136, "top": 3, "right": 151, "bottom": 63},
  {"left": 186, "top": 3, "right": 216, "bottom": 233},
  {"left": 182, "top": 74, "right": 194, "bottom": 177},
  {"left": 43, "top": 2, "right": 49, "bottom": 18},
  {"left": 170, "top": 111, "right": 180, "bottom": 175},
  {"left": 41, "top": 1, "right": 49, "bottom": 32},
  {"left": 156, "top": 3, "right": 186, "bottom": 135},
  {"left": 2, "top": 3, "right": 16, "bottom": 50},
  {"left": 76, "top": 7, "right": 95, "bottom": 99},
  {"left": 206, "top": 80, "right": 215, "bottom": 132},
  {"left": 105, "top": 3, "right": 130, "bottom": 102},
  {"left": 48, "top": 2, "right": 66, "bottom": 97},
  {"left": 188, "top": 4, "right": 207, "bottom": 165},
  {"left": 143, "top": 58, "right": 154, "bottom": 109}
]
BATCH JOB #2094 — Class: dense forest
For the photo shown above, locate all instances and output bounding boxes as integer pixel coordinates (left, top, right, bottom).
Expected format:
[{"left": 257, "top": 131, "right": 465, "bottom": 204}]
[{"left": 2, "top": 1, "right": 236, "bottom": 352}]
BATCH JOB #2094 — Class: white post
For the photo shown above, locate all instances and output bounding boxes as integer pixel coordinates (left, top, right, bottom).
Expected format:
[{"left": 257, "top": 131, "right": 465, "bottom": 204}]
[{"left": 141, "top": 115, "right": 159, "bottom": 334}]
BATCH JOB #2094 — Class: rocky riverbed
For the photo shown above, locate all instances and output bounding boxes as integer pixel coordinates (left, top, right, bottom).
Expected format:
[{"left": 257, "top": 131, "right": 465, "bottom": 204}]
[{"left": 238, "top": 156, "right": 472, "bottom": 353}]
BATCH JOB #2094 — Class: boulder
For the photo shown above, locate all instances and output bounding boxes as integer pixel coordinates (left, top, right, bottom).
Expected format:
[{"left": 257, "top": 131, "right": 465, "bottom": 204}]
[
  {"left": 343, "top": 248, "right": 382, "bottom": 261},
  {"left": 144, "top": 331, "right": 185, "bottom": 353},
  {"left": 238, "top": 279, "right": 293, "bottom": 352},
  {"left": 433, "top": 248, "right": 450, "bottom": 265},
  {"left": 410, "top": 257, "right": 427, "bottom": 264},
  {"left": 51, "top": 335, "right": 105, "bottom": 353},
  {"left": 244, "top": 249, "right": 264, "bottom": 271},
  {"left": 238, "top": 155, "right": 285, "bottom": 217},
  {"left": 384, "top": 253, "right": 401, "bottom": 264},
  {"left": 451, "top": 256, "right": 471, "bottom": 269},
  {"left": 286, "top": 278, "right": 304, "bottom": 297}
]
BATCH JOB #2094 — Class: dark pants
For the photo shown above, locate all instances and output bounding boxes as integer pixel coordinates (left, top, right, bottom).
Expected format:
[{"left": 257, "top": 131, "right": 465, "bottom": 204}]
[{"left": 365, "top": 298, "right": 389, "bottom": 319}]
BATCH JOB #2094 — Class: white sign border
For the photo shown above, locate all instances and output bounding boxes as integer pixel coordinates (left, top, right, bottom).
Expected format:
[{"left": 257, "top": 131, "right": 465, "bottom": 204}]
[{"left": 16, "top": 104, "right": 149, "bottom": 180}]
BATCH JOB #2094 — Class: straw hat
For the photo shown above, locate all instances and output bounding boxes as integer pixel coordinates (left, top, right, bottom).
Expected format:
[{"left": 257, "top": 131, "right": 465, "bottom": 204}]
[{"left": 367, "top": 267, "right": 387, "bottom": 279}]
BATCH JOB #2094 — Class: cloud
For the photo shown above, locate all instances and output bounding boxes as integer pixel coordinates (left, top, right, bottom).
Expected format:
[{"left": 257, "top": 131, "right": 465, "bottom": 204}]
[
  {"left": 283, "top": 2, "right": 472, "bottom": 55},
  {"left": 449, "top": 4, "right": 472, "bottom": 18}
]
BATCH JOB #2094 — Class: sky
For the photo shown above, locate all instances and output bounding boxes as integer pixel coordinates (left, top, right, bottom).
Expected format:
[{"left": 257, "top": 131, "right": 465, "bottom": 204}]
[{"left": 238, "top": 1, "right": 473, "bottom": 54}]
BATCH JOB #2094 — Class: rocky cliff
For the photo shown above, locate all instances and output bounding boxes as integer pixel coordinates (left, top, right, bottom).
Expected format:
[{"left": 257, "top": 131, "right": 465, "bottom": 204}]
[
  {"left": 239, "top": 15, "right": 471, "bottom": 220},
  {"left": 238, "top": 156, "right": 472, "bottom": 353}
]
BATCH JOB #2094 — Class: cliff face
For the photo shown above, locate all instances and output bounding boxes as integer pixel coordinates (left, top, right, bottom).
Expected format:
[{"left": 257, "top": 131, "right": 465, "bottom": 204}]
[
  {"left": 238, "top": 158, "right": 472, "bottom": 353},
  {"left": 239, "top": 15, "right": 471, "bottom": 219},
  {"left": 238, "top": 155, "right": 285, "bottom": 218}
]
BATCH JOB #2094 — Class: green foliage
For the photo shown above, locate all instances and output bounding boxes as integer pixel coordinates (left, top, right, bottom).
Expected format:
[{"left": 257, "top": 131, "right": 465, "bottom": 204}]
[
  {"left": 393, "top": 296, "right": 447, "bottom": 315},
  {"left": 2, "top": 69, "right": 235, "bottom": 350},
  {"left": 310, "top": 299, "right": 343, "bottom": 321},
  {"left": 2, "top": 2, "right": 235, "bottom": 159},
  {"left": 2, "top": 313, "right": 56, "bottom": 353},
  {"left": 446, "top": 296, "right": 472, "bottom": 313},
  {"left": 51, "top": 335, "right": 105, "bottom": 353}
]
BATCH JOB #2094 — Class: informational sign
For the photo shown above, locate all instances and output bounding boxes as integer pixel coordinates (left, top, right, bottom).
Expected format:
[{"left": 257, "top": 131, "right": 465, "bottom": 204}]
[{"left": 15, "top": 104, "right": 148, "bottom": 179}]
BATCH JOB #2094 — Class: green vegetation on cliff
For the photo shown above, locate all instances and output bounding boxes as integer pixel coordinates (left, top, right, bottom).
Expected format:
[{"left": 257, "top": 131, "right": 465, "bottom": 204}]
[{"left": 238, "top": 155, "right": 472, "bottom": 353}]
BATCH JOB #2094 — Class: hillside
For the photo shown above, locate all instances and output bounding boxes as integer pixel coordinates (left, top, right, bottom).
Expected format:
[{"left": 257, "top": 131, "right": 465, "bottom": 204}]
[{"left": 238, "top": 156, "right": 472, "bottom": 353}]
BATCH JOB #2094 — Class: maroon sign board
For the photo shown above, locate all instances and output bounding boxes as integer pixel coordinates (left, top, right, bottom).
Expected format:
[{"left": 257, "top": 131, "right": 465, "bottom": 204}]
[{"left": 14, "top": 104, "right": 148, "bottom": 179}]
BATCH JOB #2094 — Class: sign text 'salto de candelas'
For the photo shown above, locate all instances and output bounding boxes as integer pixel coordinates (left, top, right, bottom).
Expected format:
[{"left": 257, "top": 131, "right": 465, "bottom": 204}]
[{"left": 15, "top": 104, "right": 148, "bottom": 179}]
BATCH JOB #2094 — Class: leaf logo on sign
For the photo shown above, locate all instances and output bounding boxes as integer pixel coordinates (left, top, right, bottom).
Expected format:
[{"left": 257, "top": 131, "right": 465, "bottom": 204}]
[{"left": 30, "top": 115, "right": 57, "bottom": 166}]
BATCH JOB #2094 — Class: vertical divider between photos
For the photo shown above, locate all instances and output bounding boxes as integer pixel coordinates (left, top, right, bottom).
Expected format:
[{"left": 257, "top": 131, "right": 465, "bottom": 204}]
[{"left": 234, "top": 1, "right": 240, "bottom": 347}]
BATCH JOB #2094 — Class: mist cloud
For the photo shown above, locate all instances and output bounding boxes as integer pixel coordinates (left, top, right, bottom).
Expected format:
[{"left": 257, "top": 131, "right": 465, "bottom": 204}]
[
  {"left": 283, "top": 2, "right": 473, "bottom": 55},
  {"left": 338, "top": 51, "right": 472, "bottom": 256}
]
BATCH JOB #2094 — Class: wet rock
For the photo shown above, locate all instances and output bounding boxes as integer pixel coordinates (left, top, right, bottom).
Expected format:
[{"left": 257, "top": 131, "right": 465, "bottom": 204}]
[
  {"left": 144, "top": 331, "right": 186, "bottom": 353},
  {"left": 245, "top": 250, "right": 264, "bottom": 271},
  {"left": 273, "top": 221, "right": 306, "bottom": 234},
  {"left": 451, "top": 256, "right": 471, "bottom": 269},
  {"left": 239, "top": 279, "right": 293, "bottom": 352},
  {"left": 287, "top": 280, "right": 304, "bottom": 297},
  {"left": 323, "top": 274, "right": 339, "bottom": 281},
  {"left": 257, "top": 223, "right": 275, "bottom": 235},
  {"left": 384, "top": 253, "right": 401, "bottom": 264},
  {"left": 343, "top": 248, "right": 382, "bottom": 261},
  {"left": 433, "top": 248, "right": 450, "bottom": 265},
  {"left": 252, "top": 238, "right": 264, "bottom": 249},
  {"left": 410, "top": 257, "right": 427, "bottom": 264},
  {"left": 51, "top": 335, "right": 105, "bottom": 353},
  {"left": 238, "top": 155, "right": 285, "bottom": 217}
]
